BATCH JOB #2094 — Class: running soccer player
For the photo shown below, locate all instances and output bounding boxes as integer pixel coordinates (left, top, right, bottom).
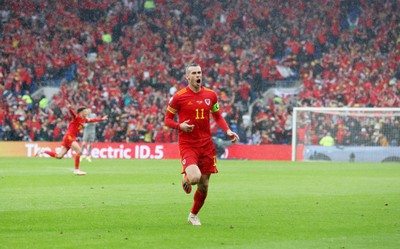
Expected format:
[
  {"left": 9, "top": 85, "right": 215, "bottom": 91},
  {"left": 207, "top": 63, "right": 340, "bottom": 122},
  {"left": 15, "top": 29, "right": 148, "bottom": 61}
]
[
  {"left": 36, "top": 104, "right": 107, "bottom": 175},
  {"left": 164, "top": 63, "right": 239, "bottom": 225}
]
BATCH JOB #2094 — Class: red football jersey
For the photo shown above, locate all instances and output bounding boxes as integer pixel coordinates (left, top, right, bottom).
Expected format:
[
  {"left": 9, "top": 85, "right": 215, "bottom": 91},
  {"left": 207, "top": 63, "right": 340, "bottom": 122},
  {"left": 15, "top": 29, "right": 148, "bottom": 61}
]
[
  {"left": 66, "top": 109, "right": 103, "bottom": 138},
  {"left": 165, "top": 86, "right": 228, "bottom": 147}
]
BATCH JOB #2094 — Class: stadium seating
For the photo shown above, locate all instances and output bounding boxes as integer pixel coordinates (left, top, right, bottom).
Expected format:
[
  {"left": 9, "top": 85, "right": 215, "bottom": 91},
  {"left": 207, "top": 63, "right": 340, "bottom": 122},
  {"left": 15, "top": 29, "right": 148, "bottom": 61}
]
[{"left": 1, "top": 0, "right": 399, "bottom": 144}]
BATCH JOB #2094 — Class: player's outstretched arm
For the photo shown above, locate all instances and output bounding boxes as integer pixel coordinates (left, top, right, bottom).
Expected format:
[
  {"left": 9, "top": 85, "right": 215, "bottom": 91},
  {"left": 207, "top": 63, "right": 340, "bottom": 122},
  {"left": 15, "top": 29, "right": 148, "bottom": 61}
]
[
  {"left": 87, "top": 115, "right": 108, "bottom": 123},
  {"left": 212, "top": 110, "right": 239, "bottom": 143},
  {"left": 66, "top": 103, "right": 77, "bottom": 118}
]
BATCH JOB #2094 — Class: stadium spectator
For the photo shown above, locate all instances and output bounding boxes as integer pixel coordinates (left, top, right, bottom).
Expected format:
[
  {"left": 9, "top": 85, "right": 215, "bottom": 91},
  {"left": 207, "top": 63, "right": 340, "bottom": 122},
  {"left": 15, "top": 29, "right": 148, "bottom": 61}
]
[
  {"left": 319, "top": 132, "right": 335, "bottom": 146},
  {"left": 0, "top": 0, "right": 399, "bottom": 147}
]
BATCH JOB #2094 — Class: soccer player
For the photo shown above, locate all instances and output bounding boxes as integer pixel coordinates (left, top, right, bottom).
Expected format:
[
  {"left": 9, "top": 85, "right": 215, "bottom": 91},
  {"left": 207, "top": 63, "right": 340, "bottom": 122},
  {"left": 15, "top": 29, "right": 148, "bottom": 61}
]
[
  {"left": 80, "top": 108, "right": 97, "bottom": 162},
  {"left": 164, "top": 63, "right": 239, "bottom": 225},
  {"left": 36, "top": 104, "right": 107, "bottom": 175}
]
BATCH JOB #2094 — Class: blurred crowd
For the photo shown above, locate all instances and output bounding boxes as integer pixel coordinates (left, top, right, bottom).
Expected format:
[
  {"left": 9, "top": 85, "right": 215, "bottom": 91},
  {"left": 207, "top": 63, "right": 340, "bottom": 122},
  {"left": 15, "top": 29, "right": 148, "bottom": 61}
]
[
  {"left": 0, "top": 0, "right": 399, "bottom": 146},
  {"left": 296, "top": 111, "right": 400, "bottom": 147}
]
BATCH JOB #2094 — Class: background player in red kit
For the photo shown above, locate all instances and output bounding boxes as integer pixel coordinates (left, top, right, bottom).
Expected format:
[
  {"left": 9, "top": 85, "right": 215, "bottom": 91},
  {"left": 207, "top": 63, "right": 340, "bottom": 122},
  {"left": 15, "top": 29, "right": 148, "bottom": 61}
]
[
  {"left": 164, "top": 63, "right": 239, "bottom": 225},
  {"left": 36, "top": 104, "right": 108, "bottom": 175}
]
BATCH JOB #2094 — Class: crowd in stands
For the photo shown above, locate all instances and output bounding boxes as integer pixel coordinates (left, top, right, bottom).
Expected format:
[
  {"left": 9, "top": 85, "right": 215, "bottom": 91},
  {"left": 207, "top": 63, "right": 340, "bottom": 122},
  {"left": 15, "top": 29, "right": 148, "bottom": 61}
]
[
  {"left": 1, "top": 0, "right": 399, "bottom": 147},
  {"left": 296, "top": 111, "right": 400, "bottom": 147}
]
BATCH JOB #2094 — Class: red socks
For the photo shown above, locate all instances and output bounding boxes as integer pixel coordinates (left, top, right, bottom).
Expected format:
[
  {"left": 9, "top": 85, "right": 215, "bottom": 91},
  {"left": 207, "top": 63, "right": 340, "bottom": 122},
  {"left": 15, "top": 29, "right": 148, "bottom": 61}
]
[
  {"left": 44, "top": 151, "right": 56, "bottom": 157},
  {"left": 75, "top": 155, "right": 80, "bottom": 170},
  {"left": 43, "top": 150, "right": 81, "bottom": 171},
  {"left": 191, "top": 189, "right": 208, "bottom": 215}
]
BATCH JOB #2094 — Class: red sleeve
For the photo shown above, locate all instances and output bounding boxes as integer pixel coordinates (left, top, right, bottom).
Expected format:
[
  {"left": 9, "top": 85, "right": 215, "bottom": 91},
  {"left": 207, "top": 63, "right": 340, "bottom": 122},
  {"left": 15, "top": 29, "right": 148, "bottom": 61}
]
[
  {"left": 69, "top": 108, "right": 77, "bottom": 118},
  {"left": 211, "top": 110, "right": 229, "bottom": 132},
  {"left": 164, "top": 109, "right": 180, "bottom": 130}
]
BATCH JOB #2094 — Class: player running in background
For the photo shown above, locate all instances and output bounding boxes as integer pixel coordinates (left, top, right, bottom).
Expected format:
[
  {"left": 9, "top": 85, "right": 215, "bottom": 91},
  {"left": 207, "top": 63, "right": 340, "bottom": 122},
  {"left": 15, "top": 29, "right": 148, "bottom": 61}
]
[
  {"left": 36, "top": 104, "right": 107, "bottom": 175},
  {"left": 164, "top": 63, "right": 239, "bottom": 225},
  {"left": 80, "top": 108, "right": 97, "bottom": 162}
]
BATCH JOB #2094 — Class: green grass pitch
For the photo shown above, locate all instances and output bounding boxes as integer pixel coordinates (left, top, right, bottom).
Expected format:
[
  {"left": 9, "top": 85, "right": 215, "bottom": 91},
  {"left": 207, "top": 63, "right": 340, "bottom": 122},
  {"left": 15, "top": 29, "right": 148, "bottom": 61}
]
[{"left": 0, "top": 158, "right": 399, "bottom": 249}]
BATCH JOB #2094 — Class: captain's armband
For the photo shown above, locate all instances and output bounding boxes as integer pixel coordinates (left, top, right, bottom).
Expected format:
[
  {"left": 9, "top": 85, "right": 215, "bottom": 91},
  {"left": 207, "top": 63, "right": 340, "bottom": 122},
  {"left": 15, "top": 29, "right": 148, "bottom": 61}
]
[{"left": 211, "top": 102, "right": 220, "bottom": 112}]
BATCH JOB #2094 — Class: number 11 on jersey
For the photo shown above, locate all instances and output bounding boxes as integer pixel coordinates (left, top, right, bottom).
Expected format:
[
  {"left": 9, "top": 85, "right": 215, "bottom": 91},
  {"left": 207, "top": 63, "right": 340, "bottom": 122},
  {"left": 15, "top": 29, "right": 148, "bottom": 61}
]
[{"left": 195, "top": 108, "right": 205, "bottom": 119}]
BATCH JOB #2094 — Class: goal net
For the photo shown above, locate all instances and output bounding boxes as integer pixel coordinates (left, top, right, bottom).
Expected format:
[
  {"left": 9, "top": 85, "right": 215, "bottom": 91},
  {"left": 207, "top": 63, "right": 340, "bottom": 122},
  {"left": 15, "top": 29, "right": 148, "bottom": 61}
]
[{"left": 292, "top": 107, "right": 400, "bottom": 162}]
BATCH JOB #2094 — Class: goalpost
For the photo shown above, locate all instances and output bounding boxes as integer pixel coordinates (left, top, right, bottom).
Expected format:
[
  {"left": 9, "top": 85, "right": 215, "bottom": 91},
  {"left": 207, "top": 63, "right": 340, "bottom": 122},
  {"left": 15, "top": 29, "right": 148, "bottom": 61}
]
[{"left": 292, "top": 107, "right": 400, "bottom": 162}]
